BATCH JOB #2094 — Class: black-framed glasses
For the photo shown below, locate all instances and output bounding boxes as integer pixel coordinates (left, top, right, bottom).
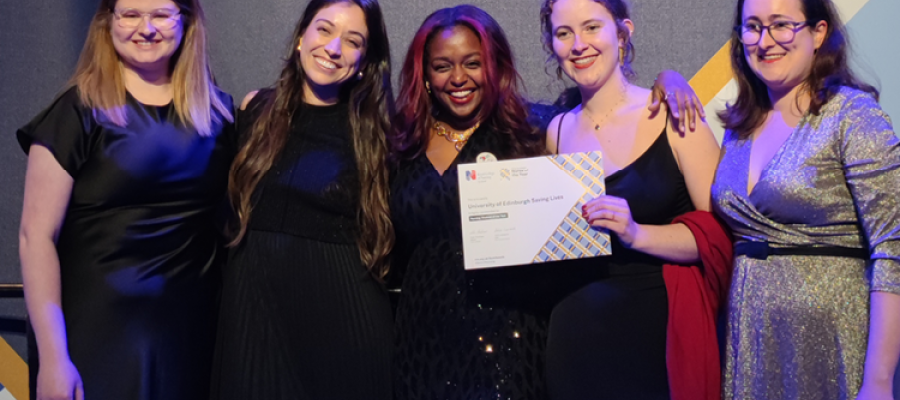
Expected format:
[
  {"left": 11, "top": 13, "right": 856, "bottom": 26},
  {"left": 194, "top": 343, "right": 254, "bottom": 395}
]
[
  {"left": 112, "top": 8, "right": 182, "bottom": 30},
  {"left": 735, "top": 20, "right": 809, "bottom": 45}
]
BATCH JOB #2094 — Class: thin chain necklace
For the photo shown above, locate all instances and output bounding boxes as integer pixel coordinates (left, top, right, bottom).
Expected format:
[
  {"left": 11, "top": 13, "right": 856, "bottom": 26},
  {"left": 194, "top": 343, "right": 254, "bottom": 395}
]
[
  {"left": 582, "top": 89, "right": 628, "bottom": 131},
  {"left": 433, "top": 121, "right": 481, "bottom": 151}
]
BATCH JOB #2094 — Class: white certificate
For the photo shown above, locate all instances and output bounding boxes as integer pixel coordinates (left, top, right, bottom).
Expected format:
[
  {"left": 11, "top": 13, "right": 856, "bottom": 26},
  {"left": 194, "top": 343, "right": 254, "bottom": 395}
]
[{"left": 458, "top": 152, "right": 612, "bottom": 270}]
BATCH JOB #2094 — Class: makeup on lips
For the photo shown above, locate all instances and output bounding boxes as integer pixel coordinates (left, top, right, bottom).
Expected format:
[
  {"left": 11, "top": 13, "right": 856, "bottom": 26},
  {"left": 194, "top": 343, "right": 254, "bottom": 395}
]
[
  {"left": 571, "top": 55, "right": 598, "bottom": 69},
  {"left": 446, "top": 88, "right": 477, "bottom": 105},
  {"left": 314, "top": 56, "right": 340, "bottom": 72},
  {"left": 758, "top": 52, "right": 785, "bottom": 64}
]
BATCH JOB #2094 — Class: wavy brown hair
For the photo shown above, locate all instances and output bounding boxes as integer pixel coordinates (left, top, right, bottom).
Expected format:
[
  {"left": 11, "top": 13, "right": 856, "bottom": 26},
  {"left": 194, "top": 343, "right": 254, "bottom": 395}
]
[
  {"left": 390, "top": 5, "right": 544, "bottom": 162},
  {"left": 540, "top": 0, "right": 636, "bottom": 81},
  {"left": 719, "top": 0, "right": 878, "bottom": 139},
  {"left": 70, "top": 0, "right": 232, "bottom": 136},
  {"left": 228, "top": 0, "right": 394, "bottom": 278}
]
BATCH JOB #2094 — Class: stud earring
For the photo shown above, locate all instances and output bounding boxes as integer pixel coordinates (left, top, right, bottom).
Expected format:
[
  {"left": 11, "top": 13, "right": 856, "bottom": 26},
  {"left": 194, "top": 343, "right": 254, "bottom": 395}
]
[
  {"left": 297, "top": 43, "right": 302, "bottom": 52},
  {"left": 358, "top": 71, "right": 363, "bottom": 79}
]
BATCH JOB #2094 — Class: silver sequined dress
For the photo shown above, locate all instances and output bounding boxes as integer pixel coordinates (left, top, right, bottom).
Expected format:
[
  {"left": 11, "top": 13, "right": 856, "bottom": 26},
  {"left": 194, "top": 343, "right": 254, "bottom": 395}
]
[{"left": 712, "top": 87, "right": 900, "bottom": 400}]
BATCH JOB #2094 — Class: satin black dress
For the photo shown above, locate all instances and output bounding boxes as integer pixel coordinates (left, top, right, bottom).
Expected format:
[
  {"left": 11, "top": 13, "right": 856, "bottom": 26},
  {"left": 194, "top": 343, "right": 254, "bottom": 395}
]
[
  {"left": 545, "top": 114, "right": 694, "bottom": 400},
  {"left": 17, "top": 87, "right": 234, "bottom": 400},
  {"left": 210, "top": 91, "right": 393, "bottom": 400},
  {"left": 391, "top": 124, "right": 549, "bottom": 400}
]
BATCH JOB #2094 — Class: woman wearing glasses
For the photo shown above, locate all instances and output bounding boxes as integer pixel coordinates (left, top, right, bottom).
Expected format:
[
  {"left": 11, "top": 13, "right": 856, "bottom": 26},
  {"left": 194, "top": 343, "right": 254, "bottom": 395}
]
[
  {"left": 17, "top": 1, "right": 232, "bottom": 399},
  {"left": 712, "top": 0, "right": 900, "bottom": 398}
]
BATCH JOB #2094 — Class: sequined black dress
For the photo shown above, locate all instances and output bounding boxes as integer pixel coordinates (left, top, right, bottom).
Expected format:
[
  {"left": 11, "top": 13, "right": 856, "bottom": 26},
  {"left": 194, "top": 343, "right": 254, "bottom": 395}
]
[{"left": 391, "top": 123, "right": 549, "bottom": 400}]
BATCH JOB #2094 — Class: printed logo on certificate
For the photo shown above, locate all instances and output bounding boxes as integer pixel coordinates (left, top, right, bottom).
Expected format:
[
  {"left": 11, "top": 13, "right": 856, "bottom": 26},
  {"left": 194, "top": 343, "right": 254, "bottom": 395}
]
[{"left": 458, "top": 152, "right": 612, "bottom": 270}]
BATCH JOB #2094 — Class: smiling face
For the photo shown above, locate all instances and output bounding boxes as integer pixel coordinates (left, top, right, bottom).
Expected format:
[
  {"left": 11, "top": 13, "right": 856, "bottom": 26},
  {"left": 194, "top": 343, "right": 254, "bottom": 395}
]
[
  {"left": 110, "top": 0, "right": 184, "bottom": 75},
  {"left": 426, "top": 25, "right": 485, "bottom": 129},
  {"left": 550, "top": 0, "right": 631, "bottom": 91},
  {"left": 299, "top": 2, "right": 368, "bottom": 104},
  {"left": 741, "top": 0, "right": 826, "bottom": 94}
]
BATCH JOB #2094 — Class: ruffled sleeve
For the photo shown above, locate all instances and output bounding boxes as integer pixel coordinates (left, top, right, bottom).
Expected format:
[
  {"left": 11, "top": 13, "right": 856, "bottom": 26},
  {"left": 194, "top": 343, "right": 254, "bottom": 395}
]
[
  {"left": 16, "top": 87, "right": 94, "bottom": 177},
  {"left": 839, "top": 89, "right": 900, "bottom": 294}
]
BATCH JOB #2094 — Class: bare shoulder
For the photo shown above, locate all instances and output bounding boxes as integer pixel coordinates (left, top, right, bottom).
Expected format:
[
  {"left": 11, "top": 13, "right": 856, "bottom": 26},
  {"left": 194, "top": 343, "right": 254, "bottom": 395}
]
[
  {"left": 240, "top": 91, "right": 259, "bottom": 111},
  {"left": 546, "top": 112, "right": 568, "bottom": 153}
]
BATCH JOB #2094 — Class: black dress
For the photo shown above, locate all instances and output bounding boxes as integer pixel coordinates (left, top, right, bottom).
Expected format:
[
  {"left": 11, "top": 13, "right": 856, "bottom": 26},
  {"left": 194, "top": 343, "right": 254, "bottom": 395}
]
[
  {"left": 545, "top": 116, "right": 694, "bottom": 399},
  {"left": 17, "top": 87, "right": 234, "bottom": 400},
  {"left": 391, "top": 124, "right": 549, "bottom": 400},
  {"left": 210, "top": 92, "right": 393, "bottom": 400}
]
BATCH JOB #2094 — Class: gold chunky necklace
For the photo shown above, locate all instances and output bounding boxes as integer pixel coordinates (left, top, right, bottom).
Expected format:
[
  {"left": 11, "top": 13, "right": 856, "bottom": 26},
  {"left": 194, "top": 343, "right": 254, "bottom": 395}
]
[{"left": 433, "top": 121, "right": 481, "bottom": 151}]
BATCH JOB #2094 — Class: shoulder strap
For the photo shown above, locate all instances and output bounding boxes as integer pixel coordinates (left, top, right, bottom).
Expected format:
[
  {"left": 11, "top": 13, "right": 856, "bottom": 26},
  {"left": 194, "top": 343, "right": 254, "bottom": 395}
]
[{"left": 556, "top": 112, "right": 566, "bottom": 154}]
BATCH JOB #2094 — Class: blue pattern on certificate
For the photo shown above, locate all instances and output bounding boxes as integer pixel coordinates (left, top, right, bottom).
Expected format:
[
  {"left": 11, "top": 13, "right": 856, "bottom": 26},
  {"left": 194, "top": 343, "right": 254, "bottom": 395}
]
[{"left": 533, "top": 152, "right": 612, "bottom": 262}]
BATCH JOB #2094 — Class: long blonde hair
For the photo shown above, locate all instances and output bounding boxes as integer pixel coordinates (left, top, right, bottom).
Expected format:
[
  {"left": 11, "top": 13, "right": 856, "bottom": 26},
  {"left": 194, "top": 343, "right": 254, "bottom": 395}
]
[{"left": 70, "top": 0, "right": 232, "bottom": 135}]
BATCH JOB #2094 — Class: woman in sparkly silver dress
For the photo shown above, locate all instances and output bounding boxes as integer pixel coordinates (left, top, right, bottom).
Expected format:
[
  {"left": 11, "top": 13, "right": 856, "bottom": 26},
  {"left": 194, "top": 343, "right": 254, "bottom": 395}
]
[{"left": 711, "top": 0, "right": 900, "bottom": 399}]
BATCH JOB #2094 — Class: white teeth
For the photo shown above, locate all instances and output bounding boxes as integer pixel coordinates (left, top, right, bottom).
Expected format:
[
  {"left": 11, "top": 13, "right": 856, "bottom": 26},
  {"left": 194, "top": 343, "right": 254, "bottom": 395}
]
[
  {"left": 450, "top": 90, "right": 473, "bottom": 98},
  {"left": 315, "top": 58, "right": 337, "bottom": 69},
  {"left": 136, "top": 41, "right": 154, "bottom": 46},
  {"left": 574, "top": 56, "right": 597, "bottom": 65},
  {"left": 762, "top": 54, "right": 784, "bottom": 60}
]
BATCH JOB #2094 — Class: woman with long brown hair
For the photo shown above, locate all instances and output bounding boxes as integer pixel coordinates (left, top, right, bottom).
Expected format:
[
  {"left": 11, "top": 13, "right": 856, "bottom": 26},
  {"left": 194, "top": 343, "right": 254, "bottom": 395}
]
[
  {"left": 210, "top": 0, "right": 394, "bottom": 399},
  {"left": 17, "top": 0, "right": 233, "bottom": 399},
  {"left": 712, "top": 0, "right": 900, "bottom": 398}
]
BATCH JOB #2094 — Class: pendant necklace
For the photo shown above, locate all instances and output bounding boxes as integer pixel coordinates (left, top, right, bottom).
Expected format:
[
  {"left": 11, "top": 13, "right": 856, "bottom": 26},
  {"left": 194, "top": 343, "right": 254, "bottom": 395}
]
[
  {"left": 433, "top": 121, "right": 481, "bottom": 151},
  {"left": 582, "top": 90, "right": 628, "bottom": 131}
]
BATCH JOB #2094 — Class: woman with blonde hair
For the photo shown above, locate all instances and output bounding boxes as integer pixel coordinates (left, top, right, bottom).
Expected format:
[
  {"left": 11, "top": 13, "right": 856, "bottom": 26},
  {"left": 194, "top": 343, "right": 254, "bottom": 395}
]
[{"left": 17, "top": 0, "right": 233, "bottom": 399}]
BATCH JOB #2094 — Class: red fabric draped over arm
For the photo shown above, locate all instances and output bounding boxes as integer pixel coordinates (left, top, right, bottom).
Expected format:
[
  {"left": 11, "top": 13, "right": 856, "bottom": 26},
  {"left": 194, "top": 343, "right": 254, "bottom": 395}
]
[{"left": 663, "top": 210, "right": 733, "bottom": 400}]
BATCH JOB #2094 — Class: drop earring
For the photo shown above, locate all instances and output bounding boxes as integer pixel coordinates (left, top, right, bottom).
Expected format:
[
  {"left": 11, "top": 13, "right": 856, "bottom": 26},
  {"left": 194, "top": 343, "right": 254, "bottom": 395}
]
[
  {"left": 426, "top": 82, "right": 431, "bottom": 94},
  {"left": 619, "top": 46, "right": 625, "bottom": 66}
]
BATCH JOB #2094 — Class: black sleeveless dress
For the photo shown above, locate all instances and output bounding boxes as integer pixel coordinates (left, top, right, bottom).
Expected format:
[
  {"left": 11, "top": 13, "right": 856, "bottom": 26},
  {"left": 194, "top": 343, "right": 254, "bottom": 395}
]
[
  {"left": 17, "top": 87, "right": 234, "bottom": 400},
  {"left": 546, "top": 114, "right": 694, "bottom": 399},
  {"left": 391, "top": 124, "right": 549, "bottom": 400},
  {"left": 210, "top": 92, "right": 393, "bottom": 400}
]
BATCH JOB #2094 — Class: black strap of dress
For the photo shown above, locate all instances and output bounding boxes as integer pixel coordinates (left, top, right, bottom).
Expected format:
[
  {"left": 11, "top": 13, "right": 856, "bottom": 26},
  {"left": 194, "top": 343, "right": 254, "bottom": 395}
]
[{"left": 555, "top": 106, "right": 671, "bottom": 154}]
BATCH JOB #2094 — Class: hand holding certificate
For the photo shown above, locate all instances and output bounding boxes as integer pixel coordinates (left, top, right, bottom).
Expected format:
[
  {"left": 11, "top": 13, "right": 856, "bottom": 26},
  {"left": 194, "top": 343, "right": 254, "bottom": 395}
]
[{"left": 458, "top": 152, "right": 611, "bottom": 270}]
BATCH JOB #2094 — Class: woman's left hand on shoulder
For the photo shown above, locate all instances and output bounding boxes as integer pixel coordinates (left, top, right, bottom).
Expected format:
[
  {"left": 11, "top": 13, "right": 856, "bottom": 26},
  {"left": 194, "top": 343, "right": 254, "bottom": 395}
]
[
  {"left": 582, "top": 195, "right": 644, "bottom": 248},
  {"left": 649, "top": 70, "right": 705, "bottom": 133}
]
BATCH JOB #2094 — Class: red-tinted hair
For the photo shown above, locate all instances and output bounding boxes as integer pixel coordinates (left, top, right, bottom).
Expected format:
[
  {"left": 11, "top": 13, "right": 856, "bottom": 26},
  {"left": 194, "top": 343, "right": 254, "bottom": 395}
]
[{"left": 390, "top": 5, "right": 544, "bottom": 162}]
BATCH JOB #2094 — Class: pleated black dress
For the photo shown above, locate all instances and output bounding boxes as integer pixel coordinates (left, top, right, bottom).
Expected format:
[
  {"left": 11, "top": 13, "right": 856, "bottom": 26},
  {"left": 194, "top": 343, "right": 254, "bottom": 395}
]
[
  {"left": 17, "top": 87, "right": 234, "bottom": 400},
  {"left": 391, "top": 124, "right": 549, "bottom": 400},
  {"left": 210, "top": 92, "right": 393, "bottom": 400}
]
